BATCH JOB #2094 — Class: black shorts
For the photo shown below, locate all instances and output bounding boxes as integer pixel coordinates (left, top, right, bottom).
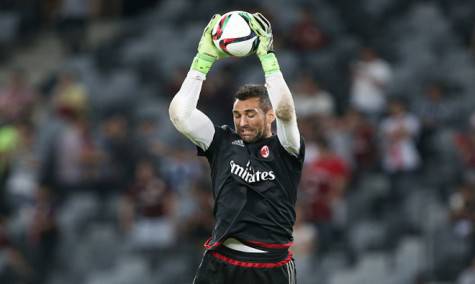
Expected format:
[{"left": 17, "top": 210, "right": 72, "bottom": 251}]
[{"left": 193, "top": 248, "right": 296, "bottom": 284}]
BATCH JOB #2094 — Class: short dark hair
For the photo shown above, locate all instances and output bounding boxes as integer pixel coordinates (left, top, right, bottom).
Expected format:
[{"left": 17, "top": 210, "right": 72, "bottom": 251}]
[{"left": 233, "top": 84, "right": 272, "bottom": 112}]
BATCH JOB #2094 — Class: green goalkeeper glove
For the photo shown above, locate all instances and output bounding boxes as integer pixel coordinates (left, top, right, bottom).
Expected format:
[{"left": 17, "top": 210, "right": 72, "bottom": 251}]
[
  {"left": 191, "top": 14, "right": 229, "bottom": 75},
  {"left": 249, "top": 13, "right": 280, "bottom": 76}
]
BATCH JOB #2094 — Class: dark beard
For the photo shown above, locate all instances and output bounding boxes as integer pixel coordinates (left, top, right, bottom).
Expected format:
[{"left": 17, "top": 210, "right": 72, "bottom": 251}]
[{"left": 242, "top": 128, "right": 265, "bottom": 143}]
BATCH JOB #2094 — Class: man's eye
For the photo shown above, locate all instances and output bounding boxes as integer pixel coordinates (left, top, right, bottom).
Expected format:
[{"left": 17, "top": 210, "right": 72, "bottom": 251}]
[{"left": 247, "top": 114, "right": 255, "bottom": 118}]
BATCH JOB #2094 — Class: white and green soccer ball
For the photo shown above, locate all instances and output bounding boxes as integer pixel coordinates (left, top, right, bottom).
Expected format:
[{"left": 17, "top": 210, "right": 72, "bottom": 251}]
[{"left": 211, "top": 11, "right": 259, "bottom": 57}]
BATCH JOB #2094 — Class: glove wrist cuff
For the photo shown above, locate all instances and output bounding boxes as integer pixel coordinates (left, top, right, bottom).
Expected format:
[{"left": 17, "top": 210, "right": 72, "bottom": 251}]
[
  {"left": 191, "top": 53, "right": 216, "bottom": 74},
  {"left": 258, "top": 52, "right": 280, "bottom": 76}
]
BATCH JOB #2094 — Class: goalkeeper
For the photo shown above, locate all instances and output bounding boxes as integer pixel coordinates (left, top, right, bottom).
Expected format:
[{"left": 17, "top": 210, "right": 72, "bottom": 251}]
[{"left": 169, "top": 13, "right": 304, "bottom": 284}]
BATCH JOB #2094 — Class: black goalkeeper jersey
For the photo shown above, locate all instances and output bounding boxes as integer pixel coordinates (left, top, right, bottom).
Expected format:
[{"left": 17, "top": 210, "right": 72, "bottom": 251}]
[{"left": 197, "top": 125, "right": 305, "bottom": 249}]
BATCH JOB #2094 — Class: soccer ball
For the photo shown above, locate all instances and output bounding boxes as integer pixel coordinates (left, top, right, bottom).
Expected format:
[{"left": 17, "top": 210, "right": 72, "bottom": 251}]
[{"left": 212, "top": 11, "right": 259, "bottom": 57}]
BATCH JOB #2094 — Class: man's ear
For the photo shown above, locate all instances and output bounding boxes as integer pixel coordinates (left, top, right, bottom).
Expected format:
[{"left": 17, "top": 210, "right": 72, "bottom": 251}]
[{"left": 266, "top": 110, "right": 276, "bottom": 123}]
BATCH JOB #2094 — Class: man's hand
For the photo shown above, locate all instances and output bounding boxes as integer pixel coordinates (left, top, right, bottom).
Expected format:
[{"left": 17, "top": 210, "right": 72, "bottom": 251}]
[
  {"left": 191, "top": 14, "right": 228, "bottom": 74},
  {"left": 249, "top": 13, "right": 273, "bottom": 56},
  {"left": 249, "top": 13, "right": 280, "bottom": 75}
]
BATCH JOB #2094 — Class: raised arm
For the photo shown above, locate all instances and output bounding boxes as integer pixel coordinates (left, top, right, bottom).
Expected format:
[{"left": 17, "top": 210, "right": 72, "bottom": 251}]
[
  {"left": 250, "top": 13, "right": 301, "bottom": 156},
  {"left": 266, "top": 71, "right": 301, "bottom": 156},
  {"left": 169, "top": 70, "right": 214, "bottom": 151},
  {"left": 169, "top": 14, "right": 228, "bottom": 151}
]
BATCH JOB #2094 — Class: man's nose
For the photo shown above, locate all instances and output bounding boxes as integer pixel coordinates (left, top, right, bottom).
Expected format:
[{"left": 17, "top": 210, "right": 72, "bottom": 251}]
[{"left": 239, "top": 117, "right": 248, "bottom": 127}]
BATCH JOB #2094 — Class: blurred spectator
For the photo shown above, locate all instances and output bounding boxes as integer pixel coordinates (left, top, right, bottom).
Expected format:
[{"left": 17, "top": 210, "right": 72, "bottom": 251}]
[
  {"left": 350, "top": 47, "right": 393, "bottom": 120},
  {"left": 40, "top": 77, "right": 101, "bottom": 197},
  {"left": 119, "top": 158, "right": 176, "bottom": 250},
  {"left": 449, "top": 182, "right": 475, "bottom": 240},
  {"left": 413, "top": 83, "right": 453, "bottom": 160},
  {"left": 380, "top": 99, "right": 420, "bottom": 206},
  {"left": 162, "top": 150, "right": 205, "bottom": 194},
  {"left": 0, "top": 124, "right": 21, "bottom": 215},
  {"left": 292, "top": 204, "right": 317, "bottom": 283},
  {"left": 0, "top": 125, "right": 20, "bottom": 175},
  {"left": 380, "top": 99, "right": 421, "bottom": 174},
  {"left": 176, "top": 178, "right": 213, "bottom": 271},
  {"left": 414, "top": 83, "right": 452, "bottom": 128},
  {"left": 342, "top": 108, "right": 377, "bottom": 173},
  {"left": 180, "top": 180, "right": 213, "bottom": 245},
  {"left": 0, "top": 69, "right": 37, "bottom": 123},
  {"left": 95, "top": 113, "right": 135, "bottom": 193},
  {"left": 301, "top": 136, "right": 350, "bottom": 254},
  {"left": 289, "top": 9, "right": 329, "bottom": 51},
  {"left": 133, "top": 116, "right": 170, "bottom": 160},
  {"left": 52, "top": 71, "right": 87, "bottom": 108},
  {"left": 4, "top": 121, "right": 40, "bottom": 211},
  {"left": 297, "top": 117, "right": 321, "bottom": 166},
  {"left": 292, "top": 72, "right": 335, "bottom": 118},
  {"left": 454, "top": 114, "right": 475, "bottom": 183},
  {"left": 324, "top": 116, "right": 354, "bottom": 169}
]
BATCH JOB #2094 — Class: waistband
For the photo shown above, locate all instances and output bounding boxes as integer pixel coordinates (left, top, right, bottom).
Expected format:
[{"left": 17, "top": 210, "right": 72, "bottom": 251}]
[
  {"left": 204, "top": 237, "right": 293, "bottom": 251},
  {"left": 222, "top": 238, "right": 268, "bottom": 253},
  {"left": 207, "top": 238, "right": 292, "bottom": 268}
]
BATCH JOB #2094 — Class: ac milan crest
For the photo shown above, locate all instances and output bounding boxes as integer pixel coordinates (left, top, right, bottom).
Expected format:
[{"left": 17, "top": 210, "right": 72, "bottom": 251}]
[{"left": 260, "top": 145, "right": 269, "bottom": 158}]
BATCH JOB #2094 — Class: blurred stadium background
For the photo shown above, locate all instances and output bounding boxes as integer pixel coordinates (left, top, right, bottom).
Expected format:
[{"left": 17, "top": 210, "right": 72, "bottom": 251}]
[{"left": 1, "top": 0, "right": 475, "bottom": 283}]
